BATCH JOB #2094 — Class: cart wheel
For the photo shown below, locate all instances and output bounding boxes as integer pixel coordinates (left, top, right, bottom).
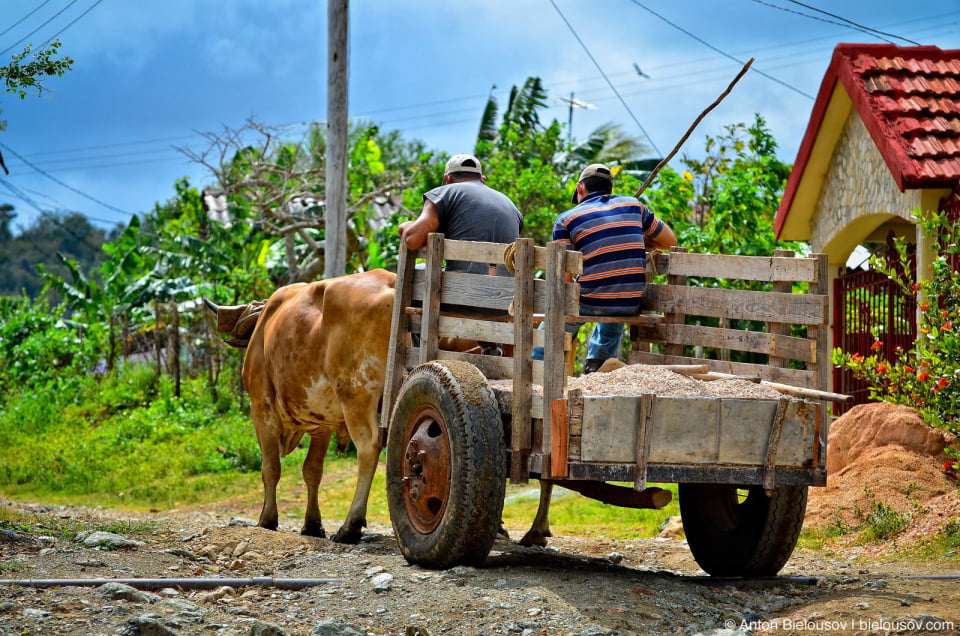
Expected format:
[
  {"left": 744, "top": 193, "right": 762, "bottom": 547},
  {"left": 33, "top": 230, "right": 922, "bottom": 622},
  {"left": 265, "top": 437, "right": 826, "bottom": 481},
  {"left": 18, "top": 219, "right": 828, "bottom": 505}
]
[
  {"left": 386, "top": 360, "right": 505, "bottom": 569},
  {"left": 679, "top": 483, "right": 807, "bottom": 576}
]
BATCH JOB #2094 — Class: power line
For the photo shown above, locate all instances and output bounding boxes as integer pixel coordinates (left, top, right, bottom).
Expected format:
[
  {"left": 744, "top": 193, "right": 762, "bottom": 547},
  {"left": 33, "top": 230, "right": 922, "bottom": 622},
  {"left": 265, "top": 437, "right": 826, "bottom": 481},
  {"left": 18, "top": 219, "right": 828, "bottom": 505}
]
[
  {"left": 626, "top": 0, "right": 815, "bottom": 100},
  {"left": 748, "top": 0, "right": 897, "bottom": 43},
  {"left": 0, "top": 142, "right": 132, "bottom": 217},
  {"left": 0, "top": 0, "right": 52, "bottom": 38},
  {"left": 0, "top": 0, "right": 79, "bottom": 57},
  {"left": 785, "top": 0, "right": 922, "bottom": 46},
  {"left": 37, "top": 0, "right": 106, "bottom": 51},
  {"left": 547, "top": 0, "right": 663, "bottom": 156}
]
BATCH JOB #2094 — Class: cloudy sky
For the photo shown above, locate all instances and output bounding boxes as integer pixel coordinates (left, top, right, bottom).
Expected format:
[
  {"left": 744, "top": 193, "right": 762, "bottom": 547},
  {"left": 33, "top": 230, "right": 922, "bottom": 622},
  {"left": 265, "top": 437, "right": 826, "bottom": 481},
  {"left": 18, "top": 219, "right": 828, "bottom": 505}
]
[{"left": 1, "top": 0, "right": 958, "bottom": 233}]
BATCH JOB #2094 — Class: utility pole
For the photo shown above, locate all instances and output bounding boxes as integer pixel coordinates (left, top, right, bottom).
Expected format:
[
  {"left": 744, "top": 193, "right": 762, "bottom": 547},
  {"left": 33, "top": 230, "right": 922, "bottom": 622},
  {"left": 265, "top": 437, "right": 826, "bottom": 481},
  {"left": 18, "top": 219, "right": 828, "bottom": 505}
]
[{"left": 325, "top": 0, "right": 349, "bottom": 279}]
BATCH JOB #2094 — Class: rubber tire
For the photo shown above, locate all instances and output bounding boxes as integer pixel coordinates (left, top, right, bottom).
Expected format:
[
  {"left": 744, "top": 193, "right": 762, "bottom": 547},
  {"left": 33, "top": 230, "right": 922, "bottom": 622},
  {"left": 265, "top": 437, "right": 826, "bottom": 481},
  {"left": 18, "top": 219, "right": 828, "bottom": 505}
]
[
  {"left": 386, "top": 360, "right": 506, "bottom": 569},
  {"left": 679, "top": 483, "right": 808, "bottom": 577}
]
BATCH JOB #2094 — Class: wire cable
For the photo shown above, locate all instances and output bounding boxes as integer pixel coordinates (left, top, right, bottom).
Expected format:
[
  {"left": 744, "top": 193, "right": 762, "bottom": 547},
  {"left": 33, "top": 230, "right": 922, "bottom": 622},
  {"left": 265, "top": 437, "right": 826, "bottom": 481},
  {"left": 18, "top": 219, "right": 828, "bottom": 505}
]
[
  {"left": 547, "top": 0, "right": 663, "bottom": 155},
  {"left": 0, "top": 0, "right": 52, "bottom": 38},
  {"left": 0, "top": 142, "right": 132, "bottom": 217},
  {"left": 0, "top": 0, "right": 79, "bottom": 57},
  {"left": 37, "top": 0, "right": 105, "bottom": 51},
  {"left": 785, "top": 0, "right": 921, "bottom": 46},
  {"left": 627, "top": 0, "right": 815, "bottom": 100},
  {"left": 748, "top": 0, "right": 897, "bottom": 43}
]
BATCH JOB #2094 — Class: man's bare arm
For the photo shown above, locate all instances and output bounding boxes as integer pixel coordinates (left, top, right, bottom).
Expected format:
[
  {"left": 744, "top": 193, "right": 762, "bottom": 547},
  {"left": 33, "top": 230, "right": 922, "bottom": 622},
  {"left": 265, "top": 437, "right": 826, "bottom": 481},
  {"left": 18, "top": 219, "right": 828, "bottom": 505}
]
[{"left": 398, "top": 199, "right": 441, "bottom": 251}]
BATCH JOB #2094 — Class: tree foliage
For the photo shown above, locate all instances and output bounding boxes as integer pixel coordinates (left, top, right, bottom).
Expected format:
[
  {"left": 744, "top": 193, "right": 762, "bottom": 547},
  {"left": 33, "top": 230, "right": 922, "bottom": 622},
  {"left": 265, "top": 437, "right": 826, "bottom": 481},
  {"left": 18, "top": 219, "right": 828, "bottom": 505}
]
[
  {"left": 1, "top": 41, "right": 73, "bottom": 131},
  {"left": 643, "top": 115, "right": 800, "bottom": 258}
]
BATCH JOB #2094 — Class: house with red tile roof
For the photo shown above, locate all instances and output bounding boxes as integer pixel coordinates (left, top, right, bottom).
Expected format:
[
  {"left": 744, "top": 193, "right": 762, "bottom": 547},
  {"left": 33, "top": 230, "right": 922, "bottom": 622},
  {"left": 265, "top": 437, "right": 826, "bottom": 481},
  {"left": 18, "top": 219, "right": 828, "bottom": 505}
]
[{"left": 775, "top": 43, "right": 960, "bottom": 402}]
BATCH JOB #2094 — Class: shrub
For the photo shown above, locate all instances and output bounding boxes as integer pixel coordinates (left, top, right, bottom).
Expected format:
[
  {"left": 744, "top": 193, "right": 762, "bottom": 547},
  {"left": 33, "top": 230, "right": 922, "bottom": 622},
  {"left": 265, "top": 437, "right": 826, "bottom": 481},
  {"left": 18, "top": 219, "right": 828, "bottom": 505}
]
[{"left": 832, "top": 207, "right": 960, "bottom": 461}]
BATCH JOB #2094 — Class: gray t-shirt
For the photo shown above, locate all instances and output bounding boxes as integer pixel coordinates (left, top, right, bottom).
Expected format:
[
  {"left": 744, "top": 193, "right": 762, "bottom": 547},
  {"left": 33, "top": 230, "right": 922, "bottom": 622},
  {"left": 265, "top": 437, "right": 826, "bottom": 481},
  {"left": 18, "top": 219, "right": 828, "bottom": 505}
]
[{"left": 424, "top": 180, "right": 523, "bottom": 274}]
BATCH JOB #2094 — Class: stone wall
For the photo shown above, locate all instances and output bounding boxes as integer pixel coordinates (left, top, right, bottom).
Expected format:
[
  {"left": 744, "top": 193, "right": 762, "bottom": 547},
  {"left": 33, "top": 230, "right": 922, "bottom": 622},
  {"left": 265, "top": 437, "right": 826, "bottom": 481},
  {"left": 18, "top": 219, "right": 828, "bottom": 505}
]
[{"left": 811, "top": 113, "right": 921, "bottom": 252}]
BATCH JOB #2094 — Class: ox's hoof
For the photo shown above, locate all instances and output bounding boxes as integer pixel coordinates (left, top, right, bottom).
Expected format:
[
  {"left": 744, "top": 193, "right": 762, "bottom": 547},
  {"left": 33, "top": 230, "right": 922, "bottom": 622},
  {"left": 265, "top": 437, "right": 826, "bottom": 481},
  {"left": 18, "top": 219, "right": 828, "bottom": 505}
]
[
  {"left": 301, "top": 522, "right": 326, "bottom": 538},
  {"left": 497, "top": 524, "right": 511, "bottom": 540},
  {"left": 331, "top": 520, "right": 365, "bottom": 544},
  {"left": 519, "top": 530, "right": 551, "bottom": 547}
]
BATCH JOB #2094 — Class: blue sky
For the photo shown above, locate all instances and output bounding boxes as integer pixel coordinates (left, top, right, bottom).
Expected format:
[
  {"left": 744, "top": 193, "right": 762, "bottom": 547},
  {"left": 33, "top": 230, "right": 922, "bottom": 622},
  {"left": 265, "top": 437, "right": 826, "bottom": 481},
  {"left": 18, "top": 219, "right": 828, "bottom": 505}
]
[{"left": 1, "top": 0, "right": 958, "bottom": 233}]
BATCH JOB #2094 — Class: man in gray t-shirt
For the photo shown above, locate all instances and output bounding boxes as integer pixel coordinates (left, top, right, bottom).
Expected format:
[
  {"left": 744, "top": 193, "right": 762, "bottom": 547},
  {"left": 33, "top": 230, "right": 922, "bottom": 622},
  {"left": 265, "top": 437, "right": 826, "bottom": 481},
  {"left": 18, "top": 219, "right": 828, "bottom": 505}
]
[{"left": 398, "top": 153, "right": 523, "bottom": 274}]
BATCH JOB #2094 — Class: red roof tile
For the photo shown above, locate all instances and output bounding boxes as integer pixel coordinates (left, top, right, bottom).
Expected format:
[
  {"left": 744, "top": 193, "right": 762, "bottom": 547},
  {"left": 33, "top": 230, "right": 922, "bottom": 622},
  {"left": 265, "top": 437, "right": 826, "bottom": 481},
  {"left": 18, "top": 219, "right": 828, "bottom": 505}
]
[{"left": 777, "top": 44, "right": 960, "bottom": 238}]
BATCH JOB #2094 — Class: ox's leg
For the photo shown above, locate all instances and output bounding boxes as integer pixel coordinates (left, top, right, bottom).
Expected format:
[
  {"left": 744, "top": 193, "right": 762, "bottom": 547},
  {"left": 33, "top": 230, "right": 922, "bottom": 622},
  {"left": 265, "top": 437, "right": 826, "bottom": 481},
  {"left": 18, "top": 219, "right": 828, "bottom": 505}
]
[
  {"left": 257, "top": 425, "right": 282, "bottom": 532},
  {"left": 520, "top": 481, "right": 554, "bottom": 547},
  {"left": 332, "top": 408, "right": 380, "bottom": 544},
  {"left": 301, "top": 429, "right": 332, "bottom": 538}
]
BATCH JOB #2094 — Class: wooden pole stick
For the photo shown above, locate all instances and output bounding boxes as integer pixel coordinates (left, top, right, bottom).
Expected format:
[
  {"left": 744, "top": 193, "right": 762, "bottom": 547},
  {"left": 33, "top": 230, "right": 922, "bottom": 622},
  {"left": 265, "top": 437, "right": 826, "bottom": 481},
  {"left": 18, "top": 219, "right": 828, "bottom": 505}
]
[
  {"left": 706, "top": 370, "right": 854, "bottom": 403},
  {"left": 634, "top": 58, "right": 755, "bottom": 199}
]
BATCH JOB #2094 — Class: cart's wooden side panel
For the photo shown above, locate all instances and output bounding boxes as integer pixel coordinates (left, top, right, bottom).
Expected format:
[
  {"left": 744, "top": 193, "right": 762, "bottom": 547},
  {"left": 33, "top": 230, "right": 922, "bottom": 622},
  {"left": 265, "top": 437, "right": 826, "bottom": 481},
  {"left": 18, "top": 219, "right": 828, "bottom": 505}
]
[
  {"left": 629, "top": 250, "right": 830, "bottom": 395},
  {"left": 574, "top": 395, "right": 820, "bottom": 468}
]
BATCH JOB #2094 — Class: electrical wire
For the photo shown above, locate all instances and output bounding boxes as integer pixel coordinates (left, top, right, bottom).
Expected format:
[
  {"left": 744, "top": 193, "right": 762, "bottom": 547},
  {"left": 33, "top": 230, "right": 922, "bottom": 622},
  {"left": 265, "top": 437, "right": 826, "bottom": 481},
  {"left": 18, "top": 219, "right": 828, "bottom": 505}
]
[
  {"left": 0, "top": 0, "right": 52, "bottom": 38},
  {"left": 748, "top": 0, "right": 897, "bottom": 43},
  {"left": 627, "top": 0, "right": 816, "bottom": 100},
  {"left": 0, "top": 142, "right": 132, "bottom": 217},
  {"left": 36, "top": 0, "right": 106, "bottom": 51},
  {"left": 0, "top": 0, "right": 79, "bottom": 57},
  {"left": 785, "top": 0, "right": 922, "bottom": 46},
  {"left": 547, "top": 0, "right": 663, "bottom": 156}
]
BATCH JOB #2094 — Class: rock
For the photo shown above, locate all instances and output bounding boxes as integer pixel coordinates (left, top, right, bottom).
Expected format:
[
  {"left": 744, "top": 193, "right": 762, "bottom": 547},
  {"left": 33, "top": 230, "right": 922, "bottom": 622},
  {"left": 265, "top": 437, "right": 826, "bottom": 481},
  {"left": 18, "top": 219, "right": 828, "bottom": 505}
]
[
  {"left": 312, "top": 619, "right": 368, "bottom": 636},
  {"left": 76, "top": 531, "right": 144, "bottom": 550},
  {"left": 97, "top": 583, "right": 159, "bottom": 604},
  {"left": 250, "top": 621, "right": 292, "bottom": 636},
  {"left": 658, "top": 516, "right": 685, "bottom": 539},
  {"left": 119, "top": 615, "right": 178, "bottom": 636},
  {"left": 371, "top": 572, "right": 393, "bottom": 592}
]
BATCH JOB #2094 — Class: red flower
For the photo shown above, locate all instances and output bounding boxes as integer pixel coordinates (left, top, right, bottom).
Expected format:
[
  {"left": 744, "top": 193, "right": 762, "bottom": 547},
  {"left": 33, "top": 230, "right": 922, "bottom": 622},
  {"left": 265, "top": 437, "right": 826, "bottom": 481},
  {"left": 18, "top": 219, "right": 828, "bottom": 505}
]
[
  {"left": 871, "top": 341, "right": 883, "bottom": 351},
  {"left": 943, "top": 320, "right": 953, "bottom": 331},
  {"left": 905, "top": 366, "right": 914, "bottom": 372},
  {"left": 943, "top": 310, "right": 950, "bottom": 318},
  {"left": 918, "top": 371, "right": 930, "bottom": 382},
  {"left": 851, "top": 353, "right": 864, "bottom": 364},
  {"left": 912, "top": 283, "right": 921, "bottom": 292},
  {"left": 938, "top": 377, "right": 949, "bottom": 387},
  {"left": 920, "top": 302, "right": 930, "bottom": 312},
  {"left": 877, "top": 364, "right": 888, "bottom": 374}
]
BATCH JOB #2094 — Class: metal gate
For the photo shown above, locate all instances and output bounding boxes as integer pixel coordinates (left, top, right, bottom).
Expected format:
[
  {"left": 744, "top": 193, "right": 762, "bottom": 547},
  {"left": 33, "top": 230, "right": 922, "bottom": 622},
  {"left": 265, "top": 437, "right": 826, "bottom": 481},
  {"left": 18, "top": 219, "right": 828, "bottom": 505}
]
[{"left": 832, "top": 236, "right": 917, "bottom": 415}]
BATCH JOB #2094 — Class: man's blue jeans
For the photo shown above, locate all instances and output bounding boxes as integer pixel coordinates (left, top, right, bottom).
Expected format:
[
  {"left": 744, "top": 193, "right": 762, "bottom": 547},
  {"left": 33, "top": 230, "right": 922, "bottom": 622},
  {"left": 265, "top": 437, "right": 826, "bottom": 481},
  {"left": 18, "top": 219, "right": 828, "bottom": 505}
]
[{"left": 532, "top": 305, "right": 631, "bottom": 362}]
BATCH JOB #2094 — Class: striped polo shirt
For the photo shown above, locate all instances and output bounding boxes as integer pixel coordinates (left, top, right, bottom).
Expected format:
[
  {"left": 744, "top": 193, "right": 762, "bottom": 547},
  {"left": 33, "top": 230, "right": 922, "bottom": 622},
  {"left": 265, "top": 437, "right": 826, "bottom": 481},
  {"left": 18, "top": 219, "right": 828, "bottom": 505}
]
[{"left": 553, "top": 192, "right": 666, "bottom": 314}]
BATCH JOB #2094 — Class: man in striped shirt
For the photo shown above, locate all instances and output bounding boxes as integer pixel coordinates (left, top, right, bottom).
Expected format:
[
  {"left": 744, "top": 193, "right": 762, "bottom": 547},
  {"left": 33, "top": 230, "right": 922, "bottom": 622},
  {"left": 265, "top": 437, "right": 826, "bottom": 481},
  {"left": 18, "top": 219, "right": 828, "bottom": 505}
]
[{"left": 549, "top": 163, "right": 677, "bottom": 373}]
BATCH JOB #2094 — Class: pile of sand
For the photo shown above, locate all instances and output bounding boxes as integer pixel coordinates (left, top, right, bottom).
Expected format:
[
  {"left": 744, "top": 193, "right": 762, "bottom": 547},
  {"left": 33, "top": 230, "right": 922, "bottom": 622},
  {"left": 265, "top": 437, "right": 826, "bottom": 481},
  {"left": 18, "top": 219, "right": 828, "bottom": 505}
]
[{"left": 805, "top": 402, "right": 958, "bottom": 531}]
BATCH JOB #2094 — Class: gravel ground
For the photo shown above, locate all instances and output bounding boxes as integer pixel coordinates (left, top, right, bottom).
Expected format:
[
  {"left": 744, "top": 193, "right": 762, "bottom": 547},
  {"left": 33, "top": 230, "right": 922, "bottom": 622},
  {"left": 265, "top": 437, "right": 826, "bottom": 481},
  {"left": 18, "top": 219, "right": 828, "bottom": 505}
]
[{"left": 2, "top": 497, "right": 960, "bottom": 636}]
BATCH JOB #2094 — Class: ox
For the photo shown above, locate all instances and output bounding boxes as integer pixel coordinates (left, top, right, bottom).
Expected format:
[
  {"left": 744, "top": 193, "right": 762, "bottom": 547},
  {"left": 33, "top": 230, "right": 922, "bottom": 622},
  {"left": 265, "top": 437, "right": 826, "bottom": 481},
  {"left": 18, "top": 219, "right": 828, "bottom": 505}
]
[
  {"left": 234, "top": 269, "right": 395, "bottom": 543},
  {"left": 208, "top": 269, "right": 554, "bottom": 548}
]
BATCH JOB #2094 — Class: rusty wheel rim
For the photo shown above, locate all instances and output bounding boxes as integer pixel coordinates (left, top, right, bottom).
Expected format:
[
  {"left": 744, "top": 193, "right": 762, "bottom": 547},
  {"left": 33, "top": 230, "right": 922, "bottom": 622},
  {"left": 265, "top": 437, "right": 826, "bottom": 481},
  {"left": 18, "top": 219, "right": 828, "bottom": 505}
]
[{"left": 400, "top": 404, "right": 452, "bottom": 533}]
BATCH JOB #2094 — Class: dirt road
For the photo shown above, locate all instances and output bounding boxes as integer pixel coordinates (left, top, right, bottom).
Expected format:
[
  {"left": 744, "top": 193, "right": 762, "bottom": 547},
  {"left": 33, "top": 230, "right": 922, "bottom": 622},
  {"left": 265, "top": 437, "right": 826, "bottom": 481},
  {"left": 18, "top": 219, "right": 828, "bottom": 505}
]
[{"left": 2, "top": 498, "right": 959, "bottom": 636}]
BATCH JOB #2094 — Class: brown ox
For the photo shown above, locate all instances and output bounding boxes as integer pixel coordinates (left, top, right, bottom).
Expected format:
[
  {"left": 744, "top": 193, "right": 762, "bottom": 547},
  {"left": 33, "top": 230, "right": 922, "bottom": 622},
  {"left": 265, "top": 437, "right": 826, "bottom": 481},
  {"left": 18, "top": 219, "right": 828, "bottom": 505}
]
[
  {"left": 211, "top": 269, "right": 552, "bottom": 548},
  {"left": 240, "top": 269, "right": 395, "bottom": 543}
]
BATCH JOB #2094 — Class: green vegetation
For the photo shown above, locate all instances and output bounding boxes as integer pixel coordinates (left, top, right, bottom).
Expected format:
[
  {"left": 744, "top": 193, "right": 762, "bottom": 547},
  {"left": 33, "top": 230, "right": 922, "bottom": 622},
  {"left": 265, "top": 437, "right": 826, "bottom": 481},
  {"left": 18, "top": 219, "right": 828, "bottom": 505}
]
[{"left": 832, "top": 207, "right": 960, "bottom": 459}]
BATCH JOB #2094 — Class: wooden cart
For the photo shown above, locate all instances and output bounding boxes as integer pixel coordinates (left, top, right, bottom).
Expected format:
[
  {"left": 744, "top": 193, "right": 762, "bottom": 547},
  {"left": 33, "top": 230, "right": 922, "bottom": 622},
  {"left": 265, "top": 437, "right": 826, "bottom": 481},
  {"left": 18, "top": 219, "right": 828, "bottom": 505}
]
[{"left": 381, "top": 234, "right": 838, "bottom": 576}]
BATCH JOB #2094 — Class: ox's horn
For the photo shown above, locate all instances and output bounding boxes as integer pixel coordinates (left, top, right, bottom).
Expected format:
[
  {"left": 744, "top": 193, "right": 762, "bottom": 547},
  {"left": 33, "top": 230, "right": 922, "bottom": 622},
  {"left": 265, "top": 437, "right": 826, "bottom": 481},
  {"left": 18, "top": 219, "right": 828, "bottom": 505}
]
[{"left": 203, "top": 298, "right": 219, "bottom": 315}]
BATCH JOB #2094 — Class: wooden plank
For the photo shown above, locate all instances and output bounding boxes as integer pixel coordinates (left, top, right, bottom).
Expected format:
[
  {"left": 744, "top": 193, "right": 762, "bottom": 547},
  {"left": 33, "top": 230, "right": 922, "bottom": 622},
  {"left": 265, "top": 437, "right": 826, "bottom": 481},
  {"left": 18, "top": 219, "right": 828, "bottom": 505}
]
[
  {"left": 566, "top": 463, "right": 826, "bottom": 487},
  {"left": 419, "top": 234, "right": 444, "bottom": 364},
  {"left": 550, "top": 398, "right": 568, "bottom": 478},
  {"left": 441, "top": 239, "right": 511, "bottom": 268},
  {"left": 632, "top": 321, "right": 818, "bottom": 363},
  {"left": 634, "top": 394, "right": 652, "bottom": 491},
  {"left": 541, "top": 241, "right": 568, "bottom": 453},
  {"left": 411, "top": 270, "right": 579, "bottom": 315},
  {"left": 762, "top": 398, "right": 790, "bottom": 489},
  {"left": 643, "top": 284, "right": 828, "bottom": 325},
  {"left": 809, "top": 253, "right": 829, "bottom": 391},
  {"left": 511, "top": 239, "right": 535, "bottom": 482},
  {"left": 658, "top": 251, "right": 821, "bottom": 283},
  {"left": 767, "top": 249, "right": 795, "bottom": 368},
  {"left": 627, "top": 350, "right": 818, "bottom": 388},
  {"left": 580, "top": 397, "right": 645, "bottom": 462},
  {"left": 410, "top": 314, "right": 545, "bottom": 349},
  {"left": 382, "top": 241, "right": 417, "bottom": 427},
  {"left": 664, "top": 246, "right": 687, "bottom": 357}
]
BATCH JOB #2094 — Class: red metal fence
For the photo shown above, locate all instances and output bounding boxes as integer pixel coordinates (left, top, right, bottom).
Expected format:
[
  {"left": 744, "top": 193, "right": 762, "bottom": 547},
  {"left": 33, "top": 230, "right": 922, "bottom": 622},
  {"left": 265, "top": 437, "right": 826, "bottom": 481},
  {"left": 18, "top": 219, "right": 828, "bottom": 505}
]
[{"left": 832, "top": 242, "right": 917, "bottom": 415}]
